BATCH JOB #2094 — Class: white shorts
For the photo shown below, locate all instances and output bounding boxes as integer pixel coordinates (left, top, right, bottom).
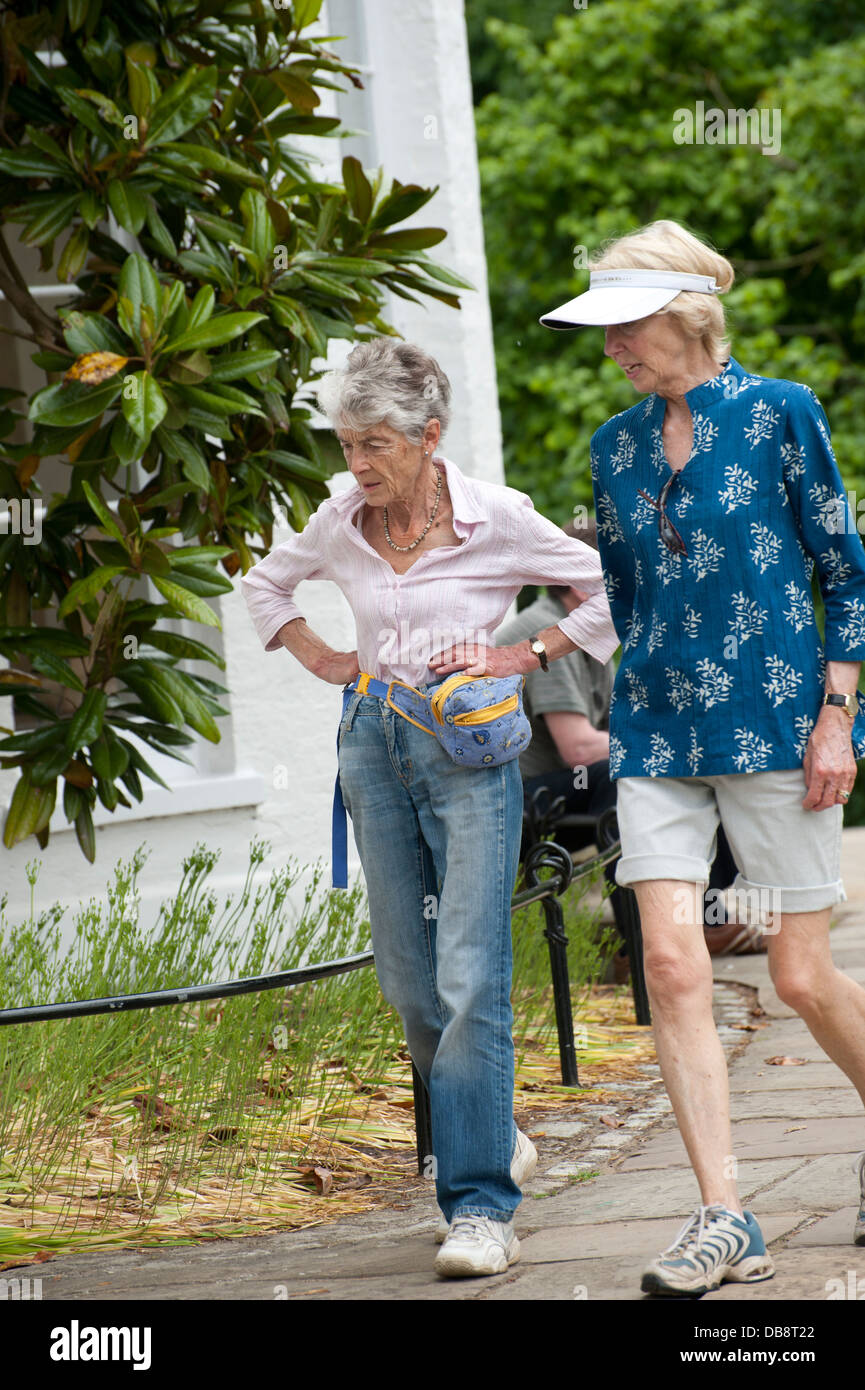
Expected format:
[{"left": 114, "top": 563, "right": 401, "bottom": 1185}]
[{"left": 614, "top": 768, "right": 846, "bottom": 915}]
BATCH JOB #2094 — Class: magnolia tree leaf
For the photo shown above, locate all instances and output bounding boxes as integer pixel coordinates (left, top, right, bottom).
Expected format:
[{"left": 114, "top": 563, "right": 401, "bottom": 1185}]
[
  {"left": 65, "top": 352, "right": 129, "bottom": 386},
  {"left": 2, "top": 1, "right": 468, "bottom": 856},
  {"left": 122, "top": 370, "right": 168, "bottom": 442}
]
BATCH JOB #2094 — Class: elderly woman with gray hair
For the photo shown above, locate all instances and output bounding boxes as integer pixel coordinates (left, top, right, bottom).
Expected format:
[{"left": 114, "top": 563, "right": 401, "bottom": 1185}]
[
  {"left": 541, "top": 218, "right": 865, "bottom": 1297},
  {"left": 241, "top": 337, "right": 618, "bottom": 1278}
]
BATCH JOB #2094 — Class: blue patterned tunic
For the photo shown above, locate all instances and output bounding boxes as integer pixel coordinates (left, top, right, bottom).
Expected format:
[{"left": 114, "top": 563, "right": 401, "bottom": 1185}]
[{"left": 590, "top": 357, "right": 865, "bottom": 779}]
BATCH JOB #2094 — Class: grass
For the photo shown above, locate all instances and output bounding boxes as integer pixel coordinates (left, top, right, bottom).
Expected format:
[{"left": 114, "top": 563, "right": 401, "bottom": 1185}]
[{"left": 0, "top": 840, "right": 653, "bottom": 1261}]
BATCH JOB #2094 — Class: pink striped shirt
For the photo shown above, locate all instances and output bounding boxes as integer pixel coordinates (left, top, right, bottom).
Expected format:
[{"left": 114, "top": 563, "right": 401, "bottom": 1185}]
[{"left": 241, "top": 454, "right": 619, "bottom": 684}]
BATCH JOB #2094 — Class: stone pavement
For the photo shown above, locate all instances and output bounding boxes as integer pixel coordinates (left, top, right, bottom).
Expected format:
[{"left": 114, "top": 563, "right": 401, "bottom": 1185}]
[{"left": 12, "top": 832, "right": 865, "bottom": 1304}]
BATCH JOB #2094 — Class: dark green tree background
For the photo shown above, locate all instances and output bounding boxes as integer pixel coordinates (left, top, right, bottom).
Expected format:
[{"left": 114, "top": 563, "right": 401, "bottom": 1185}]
[
  {"left": 471, "top": 0, "right": 865, "bottom": 519},
  {"left": 470, "top": 0, "right": 865, "bottom": 821}
]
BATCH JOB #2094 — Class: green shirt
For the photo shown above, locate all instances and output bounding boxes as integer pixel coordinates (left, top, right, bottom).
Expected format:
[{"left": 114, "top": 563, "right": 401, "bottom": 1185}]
[{"left": 495, "top": 593, "right": 615, "bottom": 779}]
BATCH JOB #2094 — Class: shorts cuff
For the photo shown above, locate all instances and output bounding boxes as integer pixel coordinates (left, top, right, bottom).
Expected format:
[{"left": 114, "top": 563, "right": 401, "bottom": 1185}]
[
  {"left": 732, "top": 872, "right": 847, "bottom": 915},
  {"left": 615, "top": 852, "right": 710, "bottom": 887}
]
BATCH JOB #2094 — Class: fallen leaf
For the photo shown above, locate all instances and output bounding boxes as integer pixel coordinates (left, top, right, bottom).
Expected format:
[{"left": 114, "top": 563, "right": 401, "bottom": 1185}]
[
  {"left": 298, "top": 1164, "right": 333, "bottom": 1196},
  {"left": 132, "top": 1093, "right": 186, "bottom": 1131},
  {"left": 600, "top": 1114, "right": 624, "bottom": 1128},
  {"left": 205, "top": 1126, "right": 238, "bottom": 1144},
  {"left": 784, "top": 1125, "right": 807, "bottom": 1133},
  {"left": 0, "top": 1251, "right": 54, "bottom": 1271},
  {"left": 764, "top": 1056, "right": 808, "bottom": 1066}
]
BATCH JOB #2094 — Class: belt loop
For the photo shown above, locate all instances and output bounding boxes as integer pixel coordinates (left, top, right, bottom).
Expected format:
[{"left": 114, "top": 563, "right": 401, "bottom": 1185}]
[{"left": 342, "top": 686, "right": 362, "bottom": 734}]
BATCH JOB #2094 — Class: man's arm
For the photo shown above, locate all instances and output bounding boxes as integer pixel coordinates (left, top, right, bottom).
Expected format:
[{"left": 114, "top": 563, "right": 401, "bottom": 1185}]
[{"left": 542, "top": 711, "right": 609, "bottom": 769}]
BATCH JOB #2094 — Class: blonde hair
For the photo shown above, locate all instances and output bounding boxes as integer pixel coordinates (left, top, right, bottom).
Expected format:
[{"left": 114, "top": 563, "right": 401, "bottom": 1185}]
[{"left": 590, "top": 220, "right": 734, "bottom": 362}]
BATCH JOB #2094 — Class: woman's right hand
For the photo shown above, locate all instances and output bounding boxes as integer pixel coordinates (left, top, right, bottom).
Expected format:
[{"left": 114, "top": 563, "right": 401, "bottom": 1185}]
[{"left": 311, "top": 649, "right": 361, "bottom": 685}]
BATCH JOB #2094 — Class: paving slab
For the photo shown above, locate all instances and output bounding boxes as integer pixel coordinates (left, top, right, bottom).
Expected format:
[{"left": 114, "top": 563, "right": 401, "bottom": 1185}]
[
  {"left": 742, "top": 1020, "right": 834, "bottom": 1059},
  {"left": 618, "top": 1117, "right": 865, "bottom": 1170},
  {"left": 518, "top": 1211, "right": 804, "bottom": 1264},
  {"left": 728, "top": 1060, "right": 854, "bottom": 1091},
  {"left": 707, "top": 1245, "right": 865, "bottom": 1302},
  {"left": 786, "top": 1208, "right": 863, "bottom": 1247},
  {"left": 748, "top": 1153, "right": 865, "bottom": 1214},
  {"left": 728, "top": 1087, "right": 863, "bottom": 1120},
  {"left": 476, "top": 1254, "right": 642, "bottom": 1301},
  {"left": 515, "top": 1159, "right": 803, "bottom": 1226}
]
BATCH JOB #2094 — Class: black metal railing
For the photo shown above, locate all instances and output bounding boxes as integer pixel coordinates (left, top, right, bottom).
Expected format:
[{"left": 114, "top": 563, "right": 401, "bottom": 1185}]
[{"left": 0, "top": 837, "right": 648, "bottom": 1173}]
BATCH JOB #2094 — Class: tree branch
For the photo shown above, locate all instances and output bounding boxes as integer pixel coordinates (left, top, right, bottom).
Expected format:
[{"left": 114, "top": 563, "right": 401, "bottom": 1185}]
[
  {"left": 0, "top": 229, "right": 64, "bottom": 349},
  {"left": 733, "top": 245, "right": 825, "bottom": 275}
]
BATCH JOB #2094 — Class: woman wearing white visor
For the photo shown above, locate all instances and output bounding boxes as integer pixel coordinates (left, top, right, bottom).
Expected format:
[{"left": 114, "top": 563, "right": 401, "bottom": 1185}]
[{"left": 540, "top": 219, "right": 865, "bottom": 1297}]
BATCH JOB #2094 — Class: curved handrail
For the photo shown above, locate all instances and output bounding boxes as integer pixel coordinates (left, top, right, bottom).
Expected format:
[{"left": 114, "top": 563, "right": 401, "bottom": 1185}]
[{"left": 0, "top": 838, "right": 622, "bottom": 1028}]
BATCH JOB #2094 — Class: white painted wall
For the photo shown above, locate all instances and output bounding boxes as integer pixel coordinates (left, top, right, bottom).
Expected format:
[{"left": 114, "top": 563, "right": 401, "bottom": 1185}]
[{"left": 0, "top": 0, "right": 504, "bottom": 954}]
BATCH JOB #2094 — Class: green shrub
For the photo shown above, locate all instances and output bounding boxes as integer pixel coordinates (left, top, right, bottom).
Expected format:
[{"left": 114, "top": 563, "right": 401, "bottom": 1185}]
[{"left": 0, "top": 0, "right": 472, "bottom": 857}]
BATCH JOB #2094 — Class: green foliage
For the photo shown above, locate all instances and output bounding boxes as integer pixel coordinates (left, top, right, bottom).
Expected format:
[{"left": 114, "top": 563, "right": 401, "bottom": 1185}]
[
  {"left": 0, "top": 842, "right": 406, "bottom": 1241},
  {"left": 473, "top": 0, "right": 865, "bottom": 522},
  {"left": 0, "top": 0, "right": 472, "bottom": 855},
  {"left": 0, "top": 840, "right": 609, "bottom": 1249}
]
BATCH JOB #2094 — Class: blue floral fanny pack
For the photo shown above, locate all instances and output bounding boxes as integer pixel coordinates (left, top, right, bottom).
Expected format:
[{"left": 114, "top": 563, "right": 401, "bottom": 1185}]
[
  {"left": 331, "top": 671, "right": 532, "bottom": 886},
  {"left": 359, "top": 670, "right": 531, "bottom": 765}
]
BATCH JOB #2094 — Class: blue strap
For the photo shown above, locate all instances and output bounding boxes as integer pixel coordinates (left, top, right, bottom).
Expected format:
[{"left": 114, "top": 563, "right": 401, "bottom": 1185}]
[
  {"left": 351, "top": 674, "right": 390, "bottom": 700},
  {"left": 331, "top": 687, "right": 353, "bottom": 889},
  {"left": 331, "top": 674, "right": 438, "bottom": 888},
  {"left": 331, "top": 775, "right": 349, "bottom": 889},
  {"left": 331, "top": 675, "right": 392, "bottom": 889}
]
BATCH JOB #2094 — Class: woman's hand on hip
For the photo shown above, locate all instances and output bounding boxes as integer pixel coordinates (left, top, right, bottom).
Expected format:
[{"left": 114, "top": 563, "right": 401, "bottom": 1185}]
[
  {"left": 310, "top": 649, "right": 361, "bottom": 685},
  {"left": 802, "top": 708, "right": 857, "bottom": 811},
  {"left": 429, "top": 641, "right": 531, "bottom": 679}
]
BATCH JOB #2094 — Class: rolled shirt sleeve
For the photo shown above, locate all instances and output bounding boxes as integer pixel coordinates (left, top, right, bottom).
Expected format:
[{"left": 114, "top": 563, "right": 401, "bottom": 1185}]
[
  {"left": 240, "top": 502, "right": 332, "bottom": 651},
  {"left": 783, "top": 386, "right": 865, "bottom": 662},
  {"left": 508, "top": 493, "right": 619, "bottom": 664}
]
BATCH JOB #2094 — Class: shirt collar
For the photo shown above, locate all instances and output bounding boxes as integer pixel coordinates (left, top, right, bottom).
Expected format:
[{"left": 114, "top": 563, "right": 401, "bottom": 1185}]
[
  {"left": 650, "top": 356, "right": 747, "bottom": 418},
  {"left": 343, "top": 453, "right": 487, "bottom": 530}
]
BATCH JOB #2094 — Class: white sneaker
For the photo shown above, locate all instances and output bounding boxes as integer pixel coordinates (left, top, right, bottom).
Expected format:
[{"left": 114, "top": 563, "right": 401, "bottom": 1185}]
[
  {"left": 434, "top": 1217, "right": 520, "bottom": 1278},
  {"left": 434, "top": 1129, "right": 538, "bottom": 1243}
]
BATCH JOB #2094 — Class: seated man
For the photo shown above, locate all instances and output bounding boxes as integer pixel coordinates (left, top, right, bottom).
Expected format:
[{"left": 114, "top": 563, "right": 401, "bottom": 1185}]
[{"left": 496, "top": 518, "right": 765, "bottom": 962}]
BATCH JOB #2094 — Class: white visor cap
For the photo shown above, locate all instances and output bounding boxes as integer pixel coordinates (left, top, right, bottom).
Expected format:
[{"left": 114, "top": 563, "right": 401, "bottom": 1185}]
[{"left": 540, "top": 269, "right": 720, "bottom": 330}]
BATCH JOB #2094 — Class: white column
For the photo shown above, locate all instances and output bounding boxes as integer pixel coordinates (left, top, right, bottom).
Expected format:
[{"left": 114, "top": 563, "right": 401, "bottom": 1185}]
[{"left": 361, "top": 0, "right": 504, "bottom": 484}]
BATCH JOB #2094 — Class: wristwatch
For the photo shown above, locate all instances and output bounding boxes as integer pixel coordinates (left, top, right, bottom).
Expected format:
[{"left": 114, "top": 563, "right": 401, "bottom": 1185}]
[
  {"left": 528, "top": 636, "right": 549, "bottom": 672},
  {"left": 822, "top": 692, "right": 859, "bottom": 720}
]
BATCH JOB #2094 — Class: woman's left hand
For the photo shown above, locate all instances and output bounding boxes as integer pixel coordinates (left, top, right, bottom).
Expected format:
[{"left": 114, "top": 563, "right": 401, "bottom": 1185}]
[
  {"left": 802, "top": 709, "right": 857, "bottom": 811},
  {"left": 429, "top": 641, "right": 530, "bottom": 679}
]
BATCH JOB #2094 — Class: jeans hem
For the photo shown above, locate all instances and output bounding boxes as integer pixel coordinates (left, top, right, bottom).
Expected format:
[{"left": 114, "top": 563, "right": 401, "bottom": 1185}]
[{"left": 451, "top": 1204, "right": 517, "bottom": 1224}]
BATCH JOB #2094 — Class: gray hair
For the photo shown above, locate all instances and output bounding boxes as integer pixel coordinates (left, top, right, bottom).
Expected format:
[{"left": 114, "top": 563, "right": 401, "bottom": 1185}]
[{"left": 316, "top": 338, "right": 451, "bottom": 442}]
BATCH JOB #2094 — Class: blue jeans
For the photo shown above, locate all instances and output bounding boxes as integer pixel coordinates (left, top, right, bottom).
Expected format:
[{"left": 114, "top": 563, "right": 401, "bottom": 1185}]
[{"left": 337, "top": 681, "right": 524, "bottom": 1223}]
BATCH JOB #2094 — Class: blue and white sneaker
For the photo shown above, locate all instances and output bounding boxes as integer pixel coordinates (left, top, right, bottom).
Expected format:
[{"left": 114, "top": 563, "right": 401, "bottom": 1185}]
[
  {"left": 854, "top": 1152, "right": 865, "bottom": 1247},
  {"left": 641, "top": 1205, "right": 775, "bottom": 1297}
]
